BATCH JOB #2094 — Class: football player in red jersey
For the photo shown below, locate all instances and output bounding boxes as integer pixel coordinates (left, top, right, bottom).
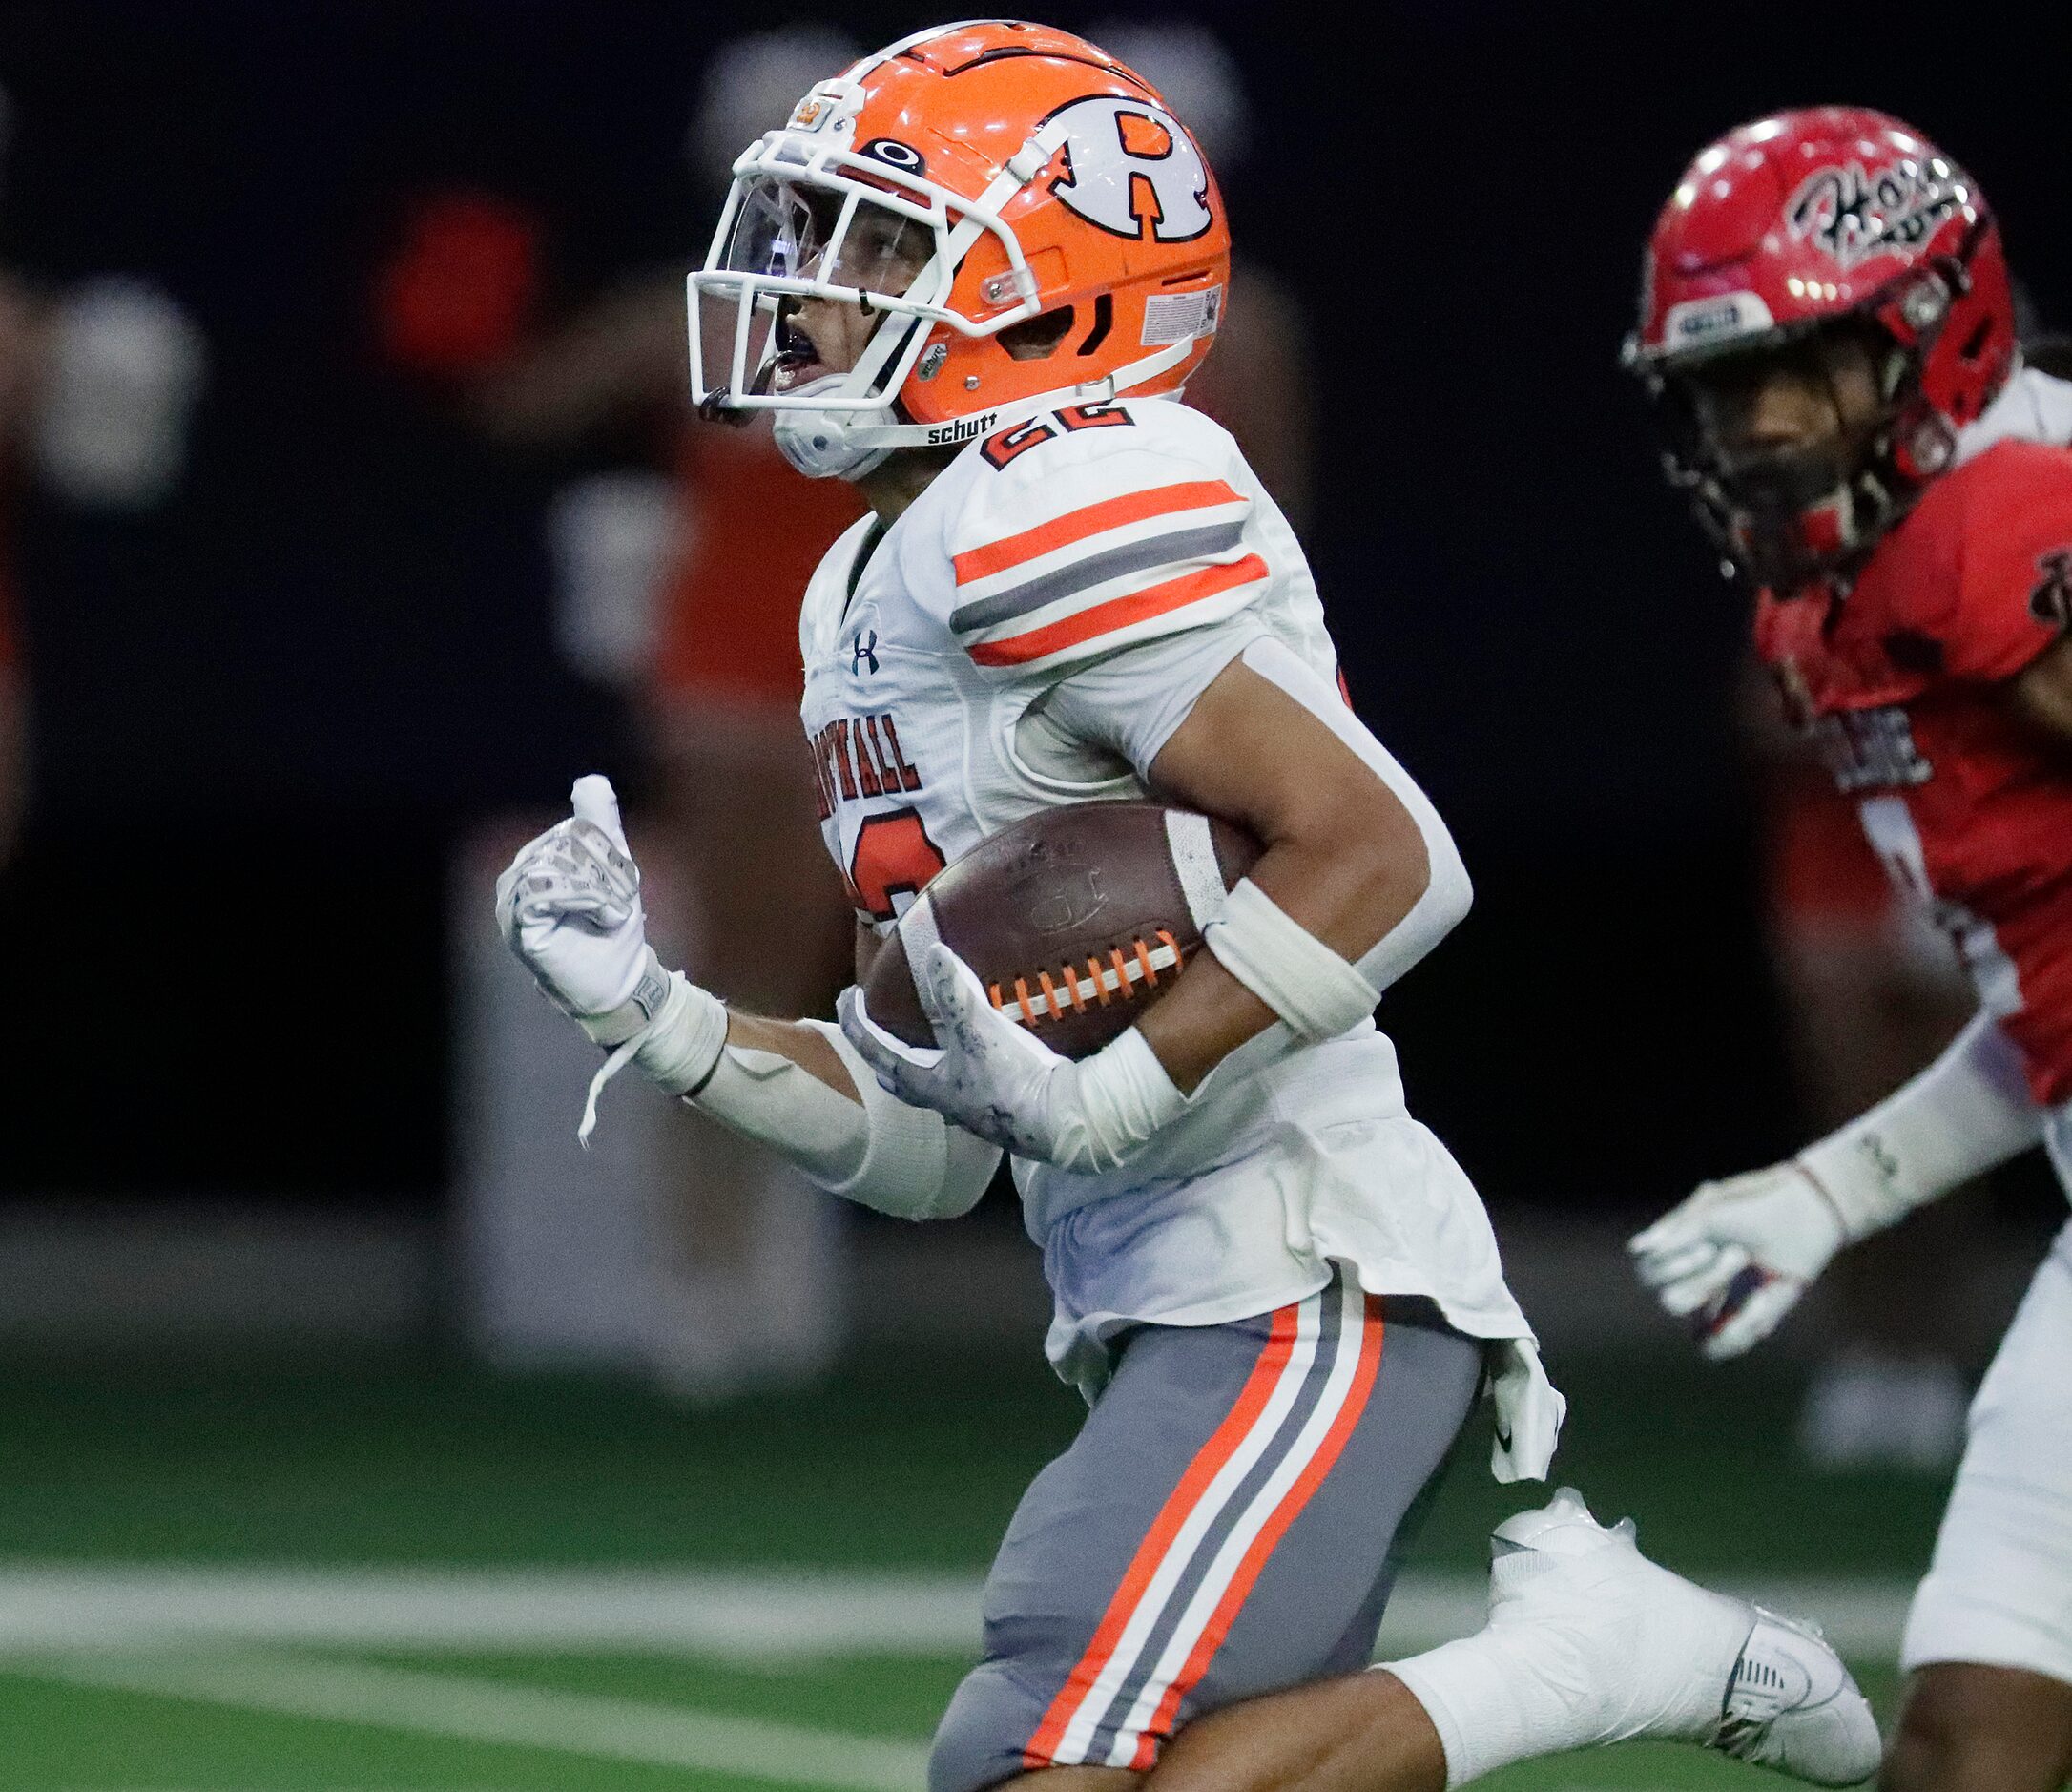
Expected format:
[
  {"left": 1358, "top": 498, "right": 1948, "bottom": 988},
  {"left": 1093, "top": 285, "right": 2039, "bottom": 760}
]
[{"left": 1628, "top": 108, "right": 2072, "bottom": 1791}]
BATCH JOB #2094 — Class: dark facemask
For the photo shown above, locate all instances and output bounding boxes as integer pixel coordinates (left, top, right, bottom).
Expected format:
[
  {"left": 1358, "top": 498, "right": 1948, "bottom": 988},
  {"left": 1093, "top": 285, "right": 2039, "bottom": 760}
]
[{"left": 1653, "top": 323, "right": 1906, "bottom": 592}]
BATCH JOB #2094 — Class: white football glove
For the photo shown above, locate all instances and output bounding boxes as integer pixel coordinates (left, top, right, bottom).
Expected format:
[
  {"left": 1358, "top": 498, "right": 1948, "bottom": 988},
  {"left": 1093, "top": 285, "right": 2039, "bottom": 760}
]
[
  {"left": 837, "top": 941, "right": 1186, "bottom": 1174},
  {"left": 495, "top": 775, "right": 726, "bottom": 1139},
  {"left": 497, "top": 775, "right": 656, "bottom": 1033},
  {"left": 1627, "top": 1162, "right": 1849, "bottom": 1360}
]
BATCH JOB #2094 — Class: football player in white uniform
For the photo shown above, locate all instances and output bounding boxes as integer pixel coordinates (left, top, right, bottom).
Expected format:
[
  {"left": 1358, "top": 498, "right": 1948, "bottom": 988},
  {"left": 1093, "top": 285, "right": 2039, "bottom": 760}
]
[{"left": 500, "top": 23, "right": 1877, "bottom": 1790}]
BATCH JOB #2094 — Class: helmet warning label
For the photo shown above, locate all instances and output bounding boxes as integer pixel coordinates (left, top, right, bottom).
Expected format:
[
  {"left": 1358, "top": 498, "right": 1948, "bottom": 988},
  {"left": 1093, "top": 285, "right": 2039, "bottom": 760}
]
[{"left": 1142, "top": 285, "right": 1223, "bottom": 346}]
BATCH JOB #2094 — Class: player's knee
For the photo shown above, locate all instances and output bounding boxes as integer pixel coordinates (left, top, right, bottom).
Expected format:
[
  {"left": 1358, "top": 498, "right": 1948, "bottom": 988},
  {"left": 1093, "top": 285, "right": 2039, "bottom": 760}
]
[
  {"left": 930, "top": 1662, "right": 1145, "bottom": 1792},
  {"left": 929, "top": 1660, "right": 1046, "bottom": 1792},
  {"left": 1884, "top": 1665, "right": 2072, "bottom": 1792},
  {"left": 1884, "top": 1681, "right": 1990, "bottom": 1792}
]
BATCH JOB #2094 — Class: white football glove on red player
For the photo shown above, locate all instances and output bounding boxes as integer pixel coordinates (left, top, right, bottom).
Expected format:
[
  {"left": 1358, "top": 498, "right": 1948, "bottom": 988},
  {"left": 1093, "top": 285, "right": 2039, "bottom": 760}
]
[
  {"left": 1632, "top": 1015, "right": 2048, "bottom": 1358},
  {"left": 1627, "top": 1163, "right": 1848, "bottom": 1360},
  {"left": 838, "top": 940, "right": 1186, "bottom": 1173},
  {"left": 496, "top": 775, "right": 727, "bottom": 1138}
]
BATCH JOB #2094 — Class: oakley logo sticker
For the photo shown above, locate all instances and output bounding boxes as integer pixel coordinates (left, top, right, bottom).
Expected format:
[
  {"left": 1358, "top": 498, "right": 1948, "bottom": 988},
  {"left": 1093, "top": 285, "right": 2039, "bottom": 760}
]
[
  {"left": 860, "top": 138, "right": 926, "bottom": 177},
  {"left": 1045, "top": 95, "right": 1214, "bottom": 244}
]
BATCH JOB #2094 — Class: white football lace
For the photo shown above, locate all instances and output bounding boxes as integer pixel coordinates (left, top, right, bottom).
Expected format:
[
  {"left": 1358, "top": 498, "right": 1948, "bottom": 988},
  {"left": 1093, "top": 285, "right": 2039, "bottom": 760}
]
[{"left": 578, "top": 1033, "right": 647, "bottom": 1148}]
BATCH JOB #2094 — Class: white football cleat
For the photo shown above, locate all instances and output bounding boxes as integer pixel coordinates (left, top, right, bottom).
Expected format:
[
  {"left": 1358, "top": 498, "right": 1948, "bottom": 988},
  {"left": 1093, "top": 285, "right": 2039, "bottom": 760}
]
[{"left": 1487, "top": 1488, "right": 1880, "bottom": 1785}]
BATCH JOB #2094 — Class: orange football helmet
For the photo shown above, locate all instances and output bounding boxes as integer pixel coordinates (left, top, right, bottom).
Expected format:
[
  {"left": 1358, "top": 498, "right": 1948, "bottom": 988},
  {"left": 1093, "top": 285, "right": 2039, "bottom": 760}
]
[{"left": 688, "top": 19, "right": 1233, "bottom": 478}]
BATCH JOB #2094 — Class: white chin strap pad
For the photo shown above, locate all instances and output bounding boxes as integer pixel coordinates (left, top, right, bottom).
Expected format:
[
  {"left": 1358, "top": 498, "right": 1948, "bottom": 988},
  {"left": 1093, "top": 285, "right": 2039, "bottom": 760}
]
[
  {"left": 1203, "top": 878, "right": 1381, "bottom": 1044},
  {"left": 770, "top": 336, "right": 1202, "bottom": 483},
  {"left": 773, "top": 377, "right": 895, "bottom": 481}
]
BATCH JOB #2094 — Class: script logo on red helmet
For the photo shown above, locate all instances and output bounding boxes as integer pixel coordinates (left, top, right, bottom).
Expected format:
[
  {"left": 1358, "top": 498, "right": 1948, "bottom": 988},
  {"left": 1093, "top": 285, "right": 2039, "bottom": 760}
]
[
  {"left": 2030, "top": 549, "right": 2072, "bottom": 632},
  {"left": 1046, "top": 95, "right": 1214, "bottom": 243},
  {"left": 1785, "top": 157, "right": 1963, "bottom": 271}
]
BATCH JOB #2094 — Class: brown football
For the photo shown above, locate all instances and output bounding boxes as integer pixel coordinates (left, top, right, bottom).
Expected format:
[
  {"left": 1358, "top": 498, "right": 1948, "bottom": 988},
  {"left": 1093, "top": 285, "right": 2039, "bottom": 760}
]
[{"left": 861, "top": 801, "right": 1261, "bottom": 1060}]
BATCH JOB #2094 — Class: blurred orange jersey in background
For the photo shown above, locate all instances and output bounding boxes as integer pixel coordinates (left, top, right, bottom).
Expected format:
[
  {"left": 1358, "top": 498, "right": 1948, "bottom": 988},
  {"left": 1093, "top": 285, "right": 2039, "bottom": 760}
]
[{"left": 652, "top": 421, "right": 861, "bottom": 708}]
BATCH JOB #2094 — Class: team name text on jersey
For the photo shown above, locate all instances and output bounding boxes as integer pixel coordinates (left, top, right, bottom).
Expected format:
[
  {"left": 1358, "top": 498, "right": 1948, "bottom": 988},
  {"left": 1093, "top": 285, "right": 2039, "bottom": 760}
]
[{"left": 811, "top": 711, "right": 924, "bottom": 822}]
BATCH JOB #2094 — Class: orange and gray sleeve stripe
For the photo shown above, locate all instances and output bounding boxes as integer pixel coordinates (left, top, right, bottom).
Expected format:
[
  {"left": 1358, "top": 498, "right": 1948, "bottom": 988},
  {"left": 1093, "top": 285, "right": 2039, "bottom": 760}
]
[
  {"left": 963, "top": 554, "right": 1269, "bottom": 668},
  {"left": 950, "top": 479, "right": 1243, "bottom": 585},
  {"left": 948, "top": 479, "right": 1263, "bottom": 671}
]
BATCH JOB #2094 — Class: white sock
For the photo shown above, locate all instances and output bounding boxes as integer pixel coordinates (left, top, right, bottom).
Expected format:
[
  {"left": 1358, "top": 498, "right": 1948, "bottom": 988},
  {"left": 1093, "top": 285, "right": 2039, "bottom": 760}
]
[{"left": 1380, "top": 1552, "right": 1598, "bottom": 1786}]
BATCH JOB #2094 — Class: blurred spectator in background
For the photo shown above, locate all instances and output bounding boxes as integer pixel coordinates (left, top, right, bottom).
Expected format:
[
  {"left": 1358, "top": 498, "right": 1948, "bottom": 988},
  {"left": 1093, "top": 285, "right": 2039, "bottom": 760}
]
[
  {"left": 0, "top": 81, "right": 206, "bottom": 871},
  {"left": 0, "top": 270, "right": 37, "bottom": 868},
  {"left": 473, "top": 29, "right": 862, "bottom": 1401},
  {"left": 0, "top": 78, "right": 24, "bottom": 863}
]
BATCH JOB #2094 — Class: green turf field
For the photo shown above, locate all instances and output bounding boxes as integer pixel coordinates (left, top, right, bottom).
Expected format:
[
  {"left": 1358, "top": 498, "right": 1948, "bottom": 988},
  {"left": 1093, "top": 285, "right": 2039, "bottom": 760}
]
[{"left": 0, "top": 1346, "right": 1942, "bottom": 1789}]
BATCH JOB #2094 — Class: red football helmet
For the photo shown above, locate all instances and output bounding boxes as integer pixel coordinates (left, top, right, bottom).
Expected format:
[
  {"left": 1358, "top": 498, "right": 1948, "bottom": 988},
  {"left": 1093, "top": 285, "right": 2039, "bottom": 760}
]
[{"left": 1627, "top": 107, "right": 2016, "bottom": 587}]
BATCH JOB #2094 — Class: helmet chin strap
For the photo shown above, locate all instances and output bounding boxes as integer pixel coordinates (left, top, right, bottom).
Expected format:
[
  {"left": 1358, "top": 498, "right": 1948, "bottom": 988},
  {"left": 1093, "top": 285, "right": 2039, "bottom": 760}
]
[
  {"left": 773, "top": 336, "right": 1202, "bottom": 481},
  {"left": 774, "top": 377, "right": 898, "bottom": 479}
]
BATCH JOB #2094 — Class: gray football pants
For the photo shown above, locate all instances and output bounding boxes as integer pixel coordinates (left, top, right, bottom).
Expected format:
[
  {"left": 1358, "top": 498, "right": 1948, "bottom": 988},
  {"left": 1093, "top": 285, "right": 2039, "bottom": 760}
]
[{"left": 930, "top": 1269, "right": 1484, "bottom": 1790}]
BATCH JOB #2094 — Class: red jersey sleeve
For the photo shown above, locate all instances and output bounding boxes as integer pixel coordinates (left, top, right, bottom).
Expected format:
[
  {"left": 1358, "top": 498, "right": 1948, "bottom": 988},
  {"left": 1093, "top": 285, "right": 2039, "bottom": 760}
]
[{"left": 1926, "top": 442, "right": 2072, "bottom": 683}]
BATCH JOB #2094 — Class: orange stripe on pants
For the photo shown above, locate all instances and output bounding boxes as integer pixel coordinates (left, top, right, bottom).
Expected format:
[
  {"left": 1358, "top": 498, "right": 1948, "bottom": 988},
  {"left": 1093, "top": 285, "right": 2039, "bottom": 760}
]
[
  {"left": 1128, "top": 1296, "right": 1387, "bottom": 1767},
  {"left": 1020, "top": 1300, "right": 1303, "bottom": 1769}
]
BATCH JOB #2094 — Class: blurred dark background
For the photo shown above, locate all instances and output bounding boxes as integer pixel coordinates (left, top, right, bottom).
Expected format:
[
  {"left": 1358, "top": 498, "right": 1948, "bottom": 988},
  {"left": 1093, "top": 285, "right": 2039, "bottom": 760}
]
[{"left": 1, "top": 0, "right": 2064, "bottom": 1223}]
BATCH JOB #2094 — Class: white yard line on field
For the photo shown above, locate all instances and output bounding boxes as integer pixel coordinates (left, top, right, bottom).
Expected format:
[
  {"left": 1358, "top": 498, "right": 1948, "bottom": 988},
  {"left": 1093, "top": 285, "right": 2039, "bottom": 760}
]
[
  {"left": 0, "top": 1565, "right": 1918, "bottom": 1660},
  {"left": 12, "top": 1651, "right": 932, "bottom": 1792},
  {"left": 0, "top": 1566, "right": 979, "bottom": 1659}
]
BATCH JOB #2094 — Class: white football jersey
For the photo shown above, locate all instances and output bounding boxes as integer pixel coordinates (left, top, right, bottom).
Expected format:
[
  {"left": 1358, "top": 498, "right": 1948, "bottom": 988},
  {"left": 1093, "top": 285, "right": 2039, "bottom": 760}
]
[{"left": 798, "top": 396, "right": 1537, "bottom": 1399}]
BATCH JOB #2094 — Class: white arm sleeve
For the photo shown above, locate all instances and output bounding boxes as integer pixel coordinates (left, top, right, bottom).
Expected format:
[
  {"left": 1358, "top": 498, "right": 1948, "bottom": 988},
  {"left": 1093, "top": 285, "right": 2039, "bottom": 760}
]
[
  {"left": 688, "top": 1016, "right": 1001, "bottom": 1221},
  {"left": 1798, "top": 1011, "right": 2043, "bottom": 1238}
]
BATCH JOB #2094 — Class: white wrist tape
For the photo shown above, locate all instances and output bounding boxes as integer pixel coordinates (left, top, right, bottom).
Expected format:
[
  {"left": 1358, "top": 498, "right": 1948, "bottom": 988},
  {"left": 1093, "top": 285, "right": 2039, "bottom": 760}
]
[
  {"left": 573, "top": 946, "right": 676, "bottom": 1049},
  {"left": 817, "top": 1023, "right": 1003, "bottom": 1219},
  {"left": 1797, "top": 1012, "right": 2042, "bottom": 1240},
  {"left": 694, "top": 1019, "right": 999, "bottom": 1221},
  {"left": 1202, "top": 878, "right": 1381, "bottom": 1043},
  {"left": 577, "top": 965, "right": 729, "bottom": 1145},
  {"left": 1073, "top": 1026, "right": 1191, "bottom": 1166}
]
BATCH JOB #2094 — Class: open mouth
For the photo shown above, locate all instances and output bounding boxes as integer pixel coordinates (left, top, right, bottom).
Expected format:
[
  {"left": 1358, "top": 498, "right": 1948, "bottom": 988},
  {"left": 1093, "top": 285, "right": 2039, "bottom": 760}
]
[{"left": 771, "top": 309, "right": 830, "bottom": 392}]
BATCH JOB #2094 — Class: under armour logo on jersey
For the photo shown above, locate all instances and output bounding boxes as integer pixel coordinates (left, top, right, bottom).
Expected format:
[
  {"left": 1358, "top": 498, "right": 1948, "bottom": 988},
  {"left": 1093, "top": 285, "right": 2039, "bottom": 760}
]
[
  {"left": 1046, "top": 95, "right": 1213, "bottom": 243},
  {"left": 851, "top": 629, "right": 881, "bottom": 675},
  {"left": 2030, "top": 549, "right": 2072, "bottom": 632}
]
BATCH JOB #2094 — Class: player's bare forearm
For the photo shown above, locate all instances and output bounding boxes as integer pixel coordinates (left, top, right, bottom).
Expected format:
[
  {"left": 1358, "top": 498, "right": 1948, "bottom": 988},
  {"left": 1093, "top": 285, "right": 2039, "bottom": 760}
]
[
  {"left": 721, "top": 1010, "right": 860, "bottom": 1101},
  {"left": 716, "top": 916, "right": 881, "bottom": 1101},
  {"left": 1138, "top": 659, "right": 1432, "bottom": 1094}
]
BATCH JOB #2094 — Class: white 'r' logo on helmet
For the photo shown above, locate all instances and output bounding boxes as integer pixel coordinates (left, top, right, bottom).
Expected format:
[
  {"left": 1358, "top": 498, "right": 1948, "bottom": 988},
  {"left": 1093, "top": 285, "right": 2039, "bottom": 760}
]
[{"left": 1045, "top": 95, "right": 1214, "bottom": 243}]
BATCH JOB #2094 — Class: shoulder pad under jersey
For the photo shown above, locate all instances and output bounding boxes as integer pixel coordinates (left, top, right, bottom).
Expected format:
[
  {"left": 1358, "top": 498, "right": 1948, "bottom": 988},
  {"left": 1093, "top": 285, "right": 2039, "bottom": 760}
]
[{"left": 939, "top": 400, "right": 1270, "bottom": 676}]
